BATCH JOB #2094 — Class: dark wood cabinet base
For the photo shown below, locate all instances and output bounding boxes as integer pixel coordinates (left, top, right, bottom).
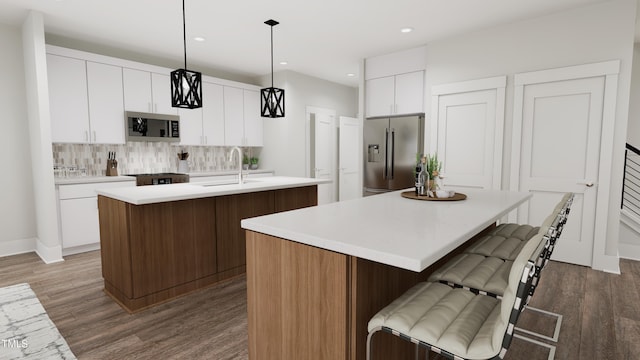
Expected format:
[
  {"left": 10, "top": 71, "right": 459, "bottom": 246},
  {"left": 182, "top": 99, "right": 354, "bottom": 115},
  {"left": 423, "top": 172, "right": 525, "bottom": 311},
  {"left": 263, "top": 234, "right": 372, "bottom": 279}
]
[
  {"left": 246, "top": 224, "right": 495, "bottom": 360},
  {"left": 98, "top": 186, "right": 317, "bottom": 313},
  {"left": 103, "top": 267, "right": 245, "bottom": 313}
]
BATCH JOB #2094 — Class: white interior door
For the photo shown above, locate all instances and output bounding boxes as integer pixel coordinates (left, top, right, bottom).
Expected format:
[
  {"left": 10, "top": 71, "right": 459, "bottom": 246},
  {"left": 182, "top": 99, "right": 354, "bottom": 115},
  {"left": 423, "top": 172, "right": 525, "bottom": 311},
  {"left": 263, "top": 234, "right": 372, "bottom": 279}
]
[
  {"left": 339, "top": 116, "right": 362, "bottom": 201},
  {"left": 513, "top": 70, "right": 609, "bottom": 267},
  {"left": 431, "top": 76, "right": 506, "bottom": 190},
  {"left": 309, "top": 108, "right": 336, "bottom": 205}
]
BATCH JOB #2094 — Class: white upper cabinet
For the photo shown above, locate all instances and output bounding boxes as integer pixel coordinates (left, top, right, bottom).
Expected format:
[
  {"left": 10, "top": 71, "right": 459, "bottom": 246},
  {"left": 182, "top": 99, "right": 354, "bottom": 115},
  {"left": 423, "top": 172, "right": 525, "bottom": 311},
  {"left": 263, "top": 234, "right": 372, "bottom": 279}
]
[
  {"left": 151, "top": 73, "right": 177, "bottom": 115},
  {"left": 47, "top": 54, "right": 90, "bottom": 143},
  {"left": 86, "top": 61, "right": 125, "bottom": 144},
  {"left": 224, "top": 87, "right": 262, "bottom": 146},
  {"left": 179, "top": 81, "right": 225, "bottom": 146},
  {"left": 365, "top": 76, "right": 395, "bottom": 118},
  {"left": 365, "top": 70, "right": 424, "bottom": 118},
  {"left": 243, "top": 90, "right": 262, "bottom": 146},
  {"left": 123, "top": 68, "right": 177, "bottom": 115},
  {"left": 122, "top": 68, "right": 152, "bottom": 112},
  {"left": 48, "top": 54, "right": 125, "bottom": 144},
  {"left": 394, "top": 71, "right": 424, "bottom": 115},
  {"left": 224, "top": 86, "right": 245, "bottom": 146},
  {"left": 178, "top": 106, "right": 203, "bottom": 146},
  {"left": 47, "top": 45, "right": 262, "bottom": 147},
  {"left": 202, "top": 82, "right": 225, "bottom": 146}
]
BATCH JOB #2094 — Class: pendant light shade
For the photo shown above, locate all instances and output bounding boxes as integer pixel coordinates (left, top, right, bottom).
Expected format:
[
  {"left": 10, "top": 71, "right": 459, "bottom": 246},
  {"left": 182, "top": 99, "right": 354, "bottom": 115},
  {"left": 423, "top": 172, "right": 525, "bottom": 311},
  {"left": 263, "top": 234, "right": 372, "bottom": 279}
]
[
  {"left": 171, "top": 0, "right": 202, "bottom": 109},
  {"left": 261, "top": 19, "right": 285, "bottom": 118},
  {"left": 171, "top": 68, "right": 202, "bottom": 109}
]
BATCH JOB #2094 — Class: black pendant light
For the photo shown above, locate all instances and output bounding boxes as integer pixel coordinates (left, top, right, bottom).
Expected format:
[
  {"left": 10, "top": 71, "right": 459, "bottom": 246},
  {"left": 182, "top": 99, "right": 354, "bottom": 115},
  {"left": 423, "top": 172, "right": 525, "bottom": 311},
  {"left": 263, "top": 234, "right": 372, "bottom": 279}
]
[
  {"left": 171, "top": 0, "right": 202, "bottom": 109},
  {"left": 261, "top": 19, "right": 285, "bottom": 118}
]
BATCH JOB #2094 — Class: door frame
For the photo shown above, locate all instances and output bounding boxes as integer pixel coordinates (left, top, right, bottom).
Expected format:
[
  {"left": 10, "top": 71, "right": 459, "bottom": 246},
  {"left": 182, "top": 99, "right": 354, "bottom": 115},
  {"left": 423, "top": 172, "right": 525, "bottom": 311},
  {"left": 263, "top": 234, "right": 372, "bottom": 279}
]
[
  {"left": 306, "top": 106, "right": 337, "bottom": 202},
  {"left": 338, "top": 116, "right": 362, "bottom": 201},
  {"left": 510, "top": 60, "right": 620, "bottom": 271},
  {"left": 430, "top": 76, "right": 506, "bottom": 190}
]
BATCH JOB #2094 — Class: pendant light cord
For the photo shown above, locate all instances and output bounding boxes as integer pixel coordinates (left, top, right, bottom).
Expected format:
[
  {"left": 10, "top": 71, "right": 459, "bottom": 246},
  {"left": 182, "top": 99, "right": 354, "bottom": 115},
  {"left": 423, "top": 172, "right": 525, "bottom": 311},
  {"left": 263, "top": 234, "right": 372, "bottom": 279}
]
[
  {"left": 182, "top": 0, "right": 187, "bottom": 69},
  {"left": 270, "top": 25, "right": 274, "bottom": 88}
]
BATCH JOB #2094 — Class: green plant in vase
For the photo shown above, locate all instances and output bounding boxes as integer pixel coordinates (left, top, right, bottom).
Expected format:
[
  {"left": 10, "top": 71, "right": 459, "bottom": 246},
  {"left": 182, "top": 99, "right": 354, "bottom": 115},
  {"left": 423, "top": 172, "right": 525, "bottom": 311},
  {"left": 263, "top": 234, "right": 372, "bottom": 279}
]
[
  {"left": 250, "top": 157, "right": 259, "bottom": 170},
  {"left": 242, "top": 154, "right": 250, "bottom": 170},
  {"left": 425, "top": 153, "right": 442, "bottom": 191}
]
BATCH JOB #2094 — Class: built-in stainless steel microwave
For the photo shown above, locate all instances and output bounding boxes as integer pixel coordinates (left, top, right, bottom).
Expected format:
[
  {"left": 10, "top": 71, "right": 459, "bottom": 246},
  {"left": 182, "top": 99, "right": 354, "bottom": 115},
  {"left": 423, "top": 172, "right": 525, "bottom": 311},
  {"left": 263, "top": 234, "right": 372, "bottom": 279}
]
[{"left": 125, "top": 111, "right": 180, "bottom": 142}]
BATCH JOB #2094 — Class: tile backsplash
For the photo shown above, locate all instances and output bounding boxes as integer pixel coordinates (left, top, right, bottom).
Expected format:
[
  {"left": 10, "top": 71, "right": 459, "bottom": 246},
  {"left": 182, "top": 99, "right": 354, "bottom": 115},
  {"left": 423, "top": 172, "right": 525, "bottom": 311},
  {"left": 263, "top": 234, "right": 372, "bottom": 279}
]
[{"left": 52, "top": 142, "right": 261, "bottom": 177}]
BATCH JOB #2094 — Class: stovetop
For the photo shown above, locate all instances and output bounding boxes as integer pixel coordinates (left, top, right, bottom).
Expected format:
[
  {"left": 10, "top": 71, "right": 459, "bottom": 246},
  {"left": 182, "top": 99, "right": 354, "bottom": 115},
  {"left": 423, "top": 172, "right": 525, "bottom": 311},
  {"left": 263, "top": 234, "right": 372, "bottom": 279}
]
[
  {"left": 126, "top": 172, "right": 187, "bottom": 177},
  {"left": 126, "top": 172, "right": 190, "bottom": 186}
]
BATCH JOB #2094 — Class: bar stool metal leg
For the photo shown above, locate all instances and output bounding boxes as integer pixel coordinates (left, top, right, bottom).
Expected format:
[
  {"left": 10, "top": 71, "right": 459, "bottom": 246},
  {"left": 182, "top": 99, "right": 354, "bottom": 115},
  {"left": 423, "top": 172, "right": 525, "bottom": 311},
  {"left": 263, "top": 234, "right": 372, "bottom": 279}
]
[{"left": 366, "top": 327, "right": 380, "bottom": 360}]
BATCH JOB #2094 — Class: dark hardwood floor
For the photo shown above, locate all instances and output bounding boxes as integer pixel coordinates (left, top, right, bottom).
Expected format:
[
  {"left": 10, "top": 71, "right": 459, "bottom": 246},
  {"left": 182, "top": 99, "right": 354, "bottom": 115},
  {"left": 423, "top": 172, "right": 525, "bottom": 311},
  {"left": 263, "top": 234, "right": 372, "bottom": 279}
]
[
  {"left": 0, "top": 251, "right": 247, "bottom": 360},
  {"left": 1, "top": 250, "right": 639, "bottom": 359}
]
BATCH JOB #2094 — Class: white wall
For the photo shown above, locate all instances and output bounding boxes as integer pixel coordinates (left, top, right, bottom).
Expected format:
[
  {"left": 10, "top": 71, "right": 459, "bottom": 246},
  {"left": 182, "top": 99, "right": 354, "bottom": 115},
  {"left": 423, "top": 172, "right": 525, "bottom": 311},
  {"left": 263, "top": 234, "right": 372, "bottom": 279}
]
[
  {"left": 22, "top": 12, "right": 63, "bottom": 263},
  {"left": 629, "top": 44, "right": 640, "bottom": 148},
  {"left": 0, "top": 22, "right": 37, "bottom": 256},
  {"left": 619, "top": 43, "right": 640, "bottom": 258},
  {"left": 259, "top": 70, "right": 358, "bottom": 177},
  {"left": 423, "top": 0, "right": 636, "bottom": 272}
]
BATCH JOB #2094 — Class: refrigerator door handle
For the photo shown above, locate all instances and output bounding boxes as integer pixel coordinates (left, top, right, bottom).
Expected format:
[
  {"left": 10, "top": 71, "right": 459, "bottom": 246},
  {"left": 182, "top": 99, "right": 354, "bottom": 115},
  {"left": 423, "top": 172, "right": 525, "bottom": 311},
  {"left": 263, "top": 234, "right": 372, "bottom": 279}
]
[
  {"left": 384, "top": 128, "right": 389, "bottom": 180},
  {"left": 390, "top": 129, "right": 395, "bottom": 179}
]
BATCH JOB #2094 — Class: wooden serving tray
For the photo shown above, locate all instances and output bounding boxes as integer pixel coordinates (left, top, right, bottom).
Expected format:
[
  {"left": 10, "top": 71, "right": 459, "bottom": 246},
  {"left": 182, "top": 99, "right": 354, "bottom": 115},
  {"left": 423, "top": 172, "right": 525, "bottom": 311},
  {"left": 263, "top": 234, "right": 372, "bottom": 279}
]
[{"left": 401, "top": 191, "right": 467, "bottom": 201}]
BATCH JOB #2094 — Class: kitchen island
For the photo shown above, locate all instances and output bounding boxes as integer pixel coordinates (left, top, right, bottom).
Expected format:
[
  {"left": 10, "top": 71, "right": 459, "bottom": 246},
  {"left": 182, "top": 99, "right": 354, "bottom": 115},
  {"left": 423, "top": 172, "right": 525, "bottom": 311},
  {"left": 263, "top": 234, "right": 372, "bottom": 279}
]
[
  {"left": 241, "top": 189, "right": 531, "bottom": 360},
  {"left": 96, "top": 176, "right": 327, "bottom": 313}
]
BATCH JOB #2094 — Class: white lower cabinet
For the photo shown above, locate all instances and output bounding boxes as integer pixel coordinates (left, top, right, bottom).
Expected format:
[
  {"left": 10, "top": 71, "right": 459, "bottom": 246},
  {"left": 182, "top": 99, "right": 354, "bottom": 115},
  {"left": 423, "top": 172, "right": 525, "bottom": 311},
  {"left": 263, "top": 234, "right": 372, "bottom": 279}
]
[
  {"left": 59, "top": 197, "right": 101, "bottom": 249},
  {"left": 58, "top": 180, "right": 135, "bottom": 255}
]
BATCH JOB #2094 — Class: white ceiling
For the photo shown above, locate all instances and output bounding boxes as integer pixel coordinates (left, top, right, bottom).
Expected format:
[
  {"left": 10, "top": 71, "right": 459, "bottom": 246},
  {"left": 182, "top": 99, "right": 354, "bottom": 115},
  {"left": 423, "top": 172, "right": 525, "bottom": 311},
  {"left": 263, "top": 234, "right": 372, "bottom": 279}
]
[{"left": 0, "top": 0, "right": 629, "bottom": 87}]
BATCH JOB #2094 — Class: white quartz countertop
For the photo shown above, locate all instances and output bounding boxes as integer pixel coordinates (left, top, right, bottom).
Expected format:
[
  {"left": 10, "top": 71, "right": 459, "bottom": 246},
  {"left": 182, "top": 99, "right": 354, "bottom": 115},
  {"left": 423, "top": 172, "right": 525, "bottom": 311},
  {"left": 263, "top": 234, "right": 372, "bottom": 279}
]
[
  {"left": 188, "top": 169, "right": 274, "bottom": 177},
  {"left": 55, "top": 176, "right": 135, "bottom": 185},
  {"left": 96, "top": 176, "right": 329, "bottom": 205},
  {"left": 54, "top": 169, "right": 274, "bottom": 185},
  {"left": 241, "top": 189, "right": 532, "bottom": 272}
]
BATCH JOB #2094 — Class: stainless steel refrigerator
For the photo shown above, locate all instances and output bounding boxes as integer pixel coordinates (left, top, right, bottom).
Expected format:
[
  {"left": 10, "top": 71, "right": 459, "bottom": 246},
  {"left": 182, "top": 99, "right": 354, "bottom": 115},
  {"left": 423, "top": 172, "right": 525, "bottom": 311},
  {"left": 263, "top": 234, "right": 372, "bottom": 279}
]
[{"left": 363, "top": 115, "right": 424, "bottom": 196}]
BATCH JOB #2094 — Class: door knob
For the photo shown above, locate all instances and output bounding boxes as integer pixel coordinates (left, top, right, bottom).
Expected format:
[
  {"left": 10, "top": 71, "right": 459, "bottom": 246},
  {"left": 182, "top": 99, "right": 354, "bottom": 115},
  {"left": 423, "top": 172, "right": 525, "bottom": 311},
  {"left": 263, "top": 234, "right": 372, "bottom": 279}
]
[{"left": 577, "top": 180, "right": 594, "bottom": 187}]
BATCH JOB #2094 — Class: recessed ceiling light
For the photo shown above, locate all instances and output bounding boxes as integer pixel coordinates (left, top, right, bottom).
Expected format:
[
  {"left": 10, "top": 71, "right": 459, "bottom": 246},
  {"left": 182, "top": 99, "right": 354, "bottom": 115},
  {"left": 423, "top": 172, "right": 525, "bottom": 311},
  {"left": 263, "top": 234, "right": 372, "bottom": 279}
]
[
  {"left": 193, "top": 36, "right": 205, "bottom": 42},
  {"left": 347, "top": 73, "right": 355, "bottom": 77},
  {"left": 400, "top": 27, "right": 414, "bottom": 33},
  {"left": 279, "top": 61, "right": 288, "bottom": 65}
]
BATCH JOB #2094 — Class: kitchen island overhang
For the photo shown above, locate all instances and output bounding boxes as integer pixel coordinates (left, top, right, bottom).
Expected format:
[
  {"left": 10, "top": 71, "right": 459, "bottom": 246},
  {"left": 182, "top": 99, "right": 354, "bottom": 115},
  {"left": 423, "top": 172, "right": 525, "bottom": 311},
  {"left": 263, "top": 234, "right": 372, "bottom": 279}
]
[
  {"left": 241, "top": 189, "right": 531, "bottom": 360},
  {"left": 241, "top": 189, "right": 531, "bottom": 272},
  {"left": 96, "top": 176, "right": 329, "bottom": 313},
  {"left": 96, "top": 176, "right": 330, "bottom": 205}
]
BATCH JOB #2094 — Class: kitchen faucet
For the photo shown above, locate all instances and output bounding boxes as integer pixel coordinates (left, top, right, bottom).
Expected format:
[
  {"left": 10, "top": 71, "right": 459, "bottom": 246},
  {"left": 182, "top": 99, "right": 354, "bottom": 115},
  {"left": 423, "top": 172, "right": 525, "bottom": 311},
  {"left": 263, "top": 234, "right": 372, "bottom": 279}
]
[{"left": 229, "top": 146, "right": 244, "bottom": 184}]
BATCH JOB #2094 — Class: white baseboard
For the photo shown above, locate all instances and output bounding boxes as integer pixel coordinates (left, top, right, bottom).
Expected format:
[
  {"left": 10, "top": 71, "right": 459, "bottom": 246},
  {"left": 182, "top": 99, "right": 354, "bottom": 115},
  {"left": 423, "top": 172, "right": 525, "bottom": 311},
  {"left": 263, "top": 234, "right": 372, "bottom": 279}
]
[
  {"left": 619, "top": 210, "right": 640, "bottom": 262},
  {"left": 593, "top": 253, "right": 621, "bottom": 274},
  {"left": 62, "top": 243, "right": 100, "bottom": 256},
  {"left": 35, "top": 239, "right": 64, "bottom": 264},
  {"left": 619, "top": 243, "right": 640, "bottom": 261},
  {"left": 0, "top": 237, "right": 36, "bottom": 258}
]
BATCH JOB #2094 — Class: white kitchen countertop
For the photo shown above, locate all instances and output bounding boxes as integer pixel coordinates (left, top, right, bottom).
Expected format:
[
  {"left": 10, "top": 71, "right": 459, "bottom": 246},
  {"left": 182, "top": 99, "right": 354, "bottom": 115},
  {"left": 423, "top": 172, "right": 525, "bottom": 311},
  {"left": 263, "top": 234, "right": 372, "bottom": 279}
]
[
  {"left": 96, "top": 176, "right": 329, "bottom": 205},
  {"left": 55, "top": 175, "right": 135, "bottom": 185},
  {"left": 188, "top": 169, "right": 274, "bottom": 177},
  {"left": 241, "top": 189, "right": 532, "bottom": 272},
  {"left": 54, "top": 169, "right": 275, "bottom": 185}
]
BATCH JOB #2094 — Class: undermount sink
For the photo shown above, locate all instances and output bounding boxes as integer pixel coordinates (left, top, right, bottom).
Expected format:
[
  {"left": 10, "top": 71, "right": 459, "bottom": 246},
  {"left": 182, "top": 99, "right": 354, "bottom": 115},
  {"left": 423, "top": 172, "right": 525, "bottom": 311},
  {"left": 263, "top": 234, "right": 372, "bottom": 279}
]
[{"left": 194, "top": 179, "right": 260, "bottom": 187}]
